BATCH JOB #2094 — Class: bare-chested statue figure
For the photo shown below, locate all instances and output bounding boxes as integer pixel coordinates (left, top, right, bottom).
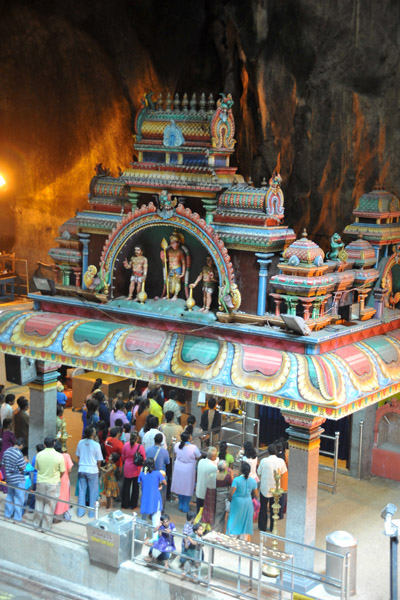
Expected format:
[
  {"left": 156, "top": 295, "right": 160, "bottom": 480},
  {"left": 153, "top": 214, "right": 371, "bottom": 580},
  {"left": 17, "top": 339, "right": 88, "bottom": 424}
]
[
  {"left": 123, "top": 245, "right": 148, "bottom": 300},
  {"left": 190, "top": 255, "right": 217, "bottom": 312}
]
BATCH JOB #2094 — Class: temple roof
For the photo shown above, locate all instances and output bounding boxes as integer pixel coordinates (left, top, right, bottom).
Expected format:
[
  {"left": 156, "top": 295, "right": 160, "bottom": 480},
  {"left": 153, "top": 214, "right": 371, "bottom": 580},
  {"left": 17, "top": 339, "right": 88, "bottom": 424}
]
[
  {"left": 353, "top": 187, "right": 400, "bottom": 217},
  {"left": 2, "top": 308, "right": 400, "bottom": 420},
  {"left": 283, "top": 229, "right": 325, "bottom": 265}
]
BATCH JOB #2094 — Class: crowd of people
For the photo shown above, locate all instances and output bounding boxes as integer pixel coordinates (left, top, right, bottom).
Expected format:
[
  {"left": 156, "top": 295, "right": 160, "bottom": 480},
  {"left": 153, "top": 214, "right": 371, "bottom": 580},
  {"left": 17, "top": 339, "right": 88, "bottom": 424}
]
[{"left": 0, "top": 379, "right": 289, "bottom": 571}]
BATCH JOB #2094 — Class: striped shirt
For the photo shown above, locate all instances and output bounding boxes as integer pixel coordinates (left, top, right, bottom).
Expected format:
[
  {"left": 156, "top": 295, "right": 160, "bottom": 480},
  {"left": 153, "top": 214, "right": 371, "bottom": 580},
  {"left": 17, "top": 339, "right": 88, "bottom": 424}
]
[{"left": 2, "top": 447, "right": 25, "bottom": 486}]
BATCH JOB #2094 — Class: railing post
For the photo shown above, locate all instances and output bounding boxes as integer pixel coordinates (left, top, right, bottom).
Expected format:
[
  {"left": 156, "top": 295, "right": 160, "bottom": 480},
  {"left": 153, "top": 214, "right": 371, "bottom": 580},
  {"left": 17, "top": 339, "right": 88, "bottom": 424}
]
[
  {"left": 358, "top": 420, "right": 364, "bottom": 479},
  {"left": 345, "top": 551, "right": 351, "bottom": 600},
  {"left": 95, "top": 500, "right": 100, "bottom": 520},
  {"left": 206, "top": 545, "right": 212, "bottom": 590},
  {"left": 131, "top": 511, "right": 137, "bottom": 561},
  {"left": 333, "top": 431, "right": 340, "bottom": 494}
]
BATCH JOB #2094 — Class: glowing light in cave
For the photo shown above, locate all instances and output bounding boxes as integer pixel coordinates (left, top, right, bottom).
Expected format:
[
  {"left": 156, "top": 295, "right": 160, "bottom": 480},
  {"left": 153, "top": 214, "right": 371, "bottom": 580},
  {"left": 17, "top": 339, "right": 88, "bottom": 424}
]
[{"left": 0, "top": 175, "right": 6, "bottom": 187}]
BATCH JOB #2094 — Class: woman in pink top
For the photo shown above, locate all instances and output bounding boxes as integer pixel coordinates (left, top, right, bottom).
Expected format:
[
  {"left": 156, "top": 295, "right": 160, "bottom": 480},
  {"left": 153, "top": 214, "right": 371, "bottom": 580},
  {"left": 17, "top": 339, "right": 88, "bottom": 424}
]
[
  {"left": 121, "top": 431, "right": 146, "bottom": 509},
  {"left": 54, "top": 440, "right": 74, "bottom": 519}
]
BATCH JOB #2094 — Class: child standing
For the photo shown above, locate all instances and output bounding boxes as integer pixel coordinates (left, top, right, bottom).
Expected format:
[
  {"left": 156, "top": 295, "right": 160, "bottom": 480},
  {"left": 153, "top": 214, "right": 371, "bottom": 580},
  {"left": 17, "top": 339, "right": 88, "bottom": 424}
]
[
  {"left": 182, "top": 522, "right": 204, "bottom": 578},
  {"left": 179, "top": 511, "right": 196, "bottom": 569},
  {"left": 121, "top": 422, "right": 131, "bottom": 443},
  {"left": 101, "top": 452, "right": 120, "bottom": 509}
]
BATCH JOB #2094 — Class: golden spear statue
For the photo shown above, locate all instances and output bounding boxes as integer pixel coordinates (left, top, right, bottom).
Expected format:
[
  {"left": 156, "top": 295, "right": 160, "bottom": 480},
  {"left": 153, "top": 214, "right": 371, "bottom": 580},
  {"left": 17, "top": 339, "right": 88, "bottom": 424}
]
[{"left": 161, "top": 238, "right": 169, "bottom": 299}]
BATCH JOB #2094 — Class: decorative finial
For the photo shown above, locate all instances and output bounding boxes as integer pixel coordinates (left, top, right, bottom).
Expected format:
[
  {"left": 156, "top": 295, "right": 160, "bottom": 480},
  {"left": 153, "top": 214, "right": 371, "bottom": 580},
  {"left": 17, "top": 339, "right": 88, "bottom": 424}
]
[
  {"left": 173, "top": 93, "right": 180, "bottom": 111},
  {"left": 165, "top": 92, "right": 172, "bottom": 112},
  {"left": 182, "top": 93, "right": 189, "bottom": 112},
  {"left": 302, "top": 229, "right": 308, "bottom": 238},
  {"left": 190, "top": 93, "right": 197, "bottom": 112},
  {"left": 247, "top": 177, "right": 253, "bottom": 186},
  {"left": 261, "top": 177, "right": 268, "bottom": 187},
  {"left": 207, "top": 93, "right": 215, "bottom": 114},
  {"left": 199, "top": 93, "right": 206, "bottom": 113},
  {"left": 373, "top": 182, "right": 385, "bottom": 190},
  {"left": 157, "top": 92, "right": 163, "bottom": 111}
]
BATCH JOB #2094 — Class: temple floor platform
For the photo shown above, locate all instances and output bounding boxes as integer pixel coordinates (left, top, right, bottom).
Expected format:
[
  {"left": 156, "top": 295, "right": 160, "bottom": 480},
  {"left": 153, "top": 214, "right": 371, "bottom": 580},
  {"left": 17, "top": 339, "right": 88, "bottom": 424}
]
[
  {"left": 0, "top": 355, "right": 398, "bottom": 599},
  {"left": 0, "top": 458, "right": 397, "bottom": 600}
]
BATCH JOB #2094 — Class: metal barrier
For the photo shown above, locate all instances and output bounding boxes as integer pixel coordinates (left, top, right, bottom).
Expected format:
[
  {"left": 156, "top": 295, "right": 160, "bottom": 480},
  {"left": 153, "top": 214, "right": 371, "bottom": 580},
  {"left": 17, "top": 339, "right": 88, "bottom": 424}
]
[
  {"left": 1, "top": 482, "right": 351, "bottom": 600},
  {"left": 207, "top": 410, "right": 260, "bottom": 456},
  {"left": 358, "top": 419, "right": 364, "bottom": 479},
  {"left": 260, "top": 531, "right": 351, "bottom": 600},
  {"left": 0, "top": 480, "right": 99, "bottom": 543},
  {"left": 131, "top": 513, "right": 293, "bottom": 600},
  {"left": 319, "top": 431, "right": 340, "bottom": 494},
  {"left": 129, "top": 515, "right": 351, "bottom": 600}
]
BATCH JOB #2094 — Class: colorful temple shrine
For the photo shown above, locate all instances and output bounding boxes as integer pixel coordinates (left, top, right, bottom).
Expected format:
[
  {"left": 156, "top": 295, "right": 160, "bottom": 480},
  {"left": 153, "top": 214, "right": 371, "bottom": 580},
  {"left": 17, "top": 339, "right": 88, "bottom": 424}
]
[
  {"left": 2, "top": 90, "right": 400, "bottom": 582},
  {"left": 0, "top": 91, "right": 400, "bottom": 421}
]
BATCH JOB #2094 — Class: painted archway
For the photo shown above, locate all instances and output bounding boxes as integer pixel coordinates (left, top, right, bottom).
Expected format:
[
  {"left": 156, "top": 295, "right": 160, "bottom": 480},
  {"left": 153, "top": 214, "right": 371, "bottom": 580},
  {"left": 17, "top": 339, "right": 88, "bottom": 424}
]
[{"left": 100, "top": 202, "right": 237, "bottom": 306}]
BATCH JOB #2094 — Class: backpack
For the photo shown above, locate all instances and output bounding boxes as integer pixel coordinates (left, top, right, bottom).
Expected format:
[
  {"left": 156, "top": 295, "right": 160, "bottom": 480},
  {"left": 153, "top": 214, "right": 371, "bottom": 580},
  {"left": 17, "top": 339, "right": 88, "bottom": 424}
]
[{"left": 133, "top": 444, "right": 144, "bottom": 466}]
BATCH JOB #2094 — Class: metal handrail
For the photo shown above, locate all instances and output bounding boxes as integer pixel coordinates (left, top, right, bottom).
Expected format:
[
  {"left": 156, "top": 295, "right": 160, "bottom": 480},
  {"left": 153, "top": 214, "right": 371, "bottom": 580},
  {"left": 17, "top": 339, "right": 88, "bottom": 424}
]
[
  {"left": 318, "top": 431, "right": 340, "bottom": 494},
  {"left": 130, "top": 515, "right": 350, "bottom": 600},
  {"left": 206, "top": 410, "right": 259, "bottom": 451},
  {"left": 0, "top": 479, "right": 99, "bottom": 541},
  {"left": 261, "top": 531, "right": 351, "bottom": 600}
]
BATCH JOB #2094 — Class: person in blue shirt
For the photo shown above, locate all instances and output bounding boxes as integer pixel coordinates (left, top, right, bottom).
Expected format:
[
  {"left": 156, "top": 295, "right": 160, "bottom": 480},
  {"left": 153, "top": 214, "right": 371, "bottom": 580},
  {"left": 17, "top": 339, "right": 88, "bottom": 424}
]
[
  {"left": 138, "top": 457, "right": 166, "bottom": 539},
  {"left": 28, "top": 443, "right": 45, "bottom": 511},
  {"left": 146, "top": 433, "right": 170, "bottom": 508},
  {"left": 56, "top": 382, "right": 67, "bottom": 406},
  {"left": 94, "top": 391, "right": 110, "bottom": 428}
]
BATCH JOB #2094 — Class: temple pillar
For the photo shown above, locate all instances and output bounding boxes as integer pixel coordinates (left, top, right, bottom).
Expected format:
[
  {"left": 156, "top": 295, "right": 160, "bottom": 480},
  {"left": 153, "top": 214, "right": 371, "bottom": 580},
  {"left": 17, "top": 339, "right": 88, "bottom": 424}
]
[
  {"left": 270, "top": 293, "right": 282, "bottom": 317},
  {"left": 311, "top": 298, "right": 322, "bottom": 319},
  {"left": 300, "top": 298, "right": 313, "bottom": 321},
  {"left": 127, "top": 192, "right": 139, "bottom": 213},
  {"left": 357, "top": 290, "right": 368, "bottom": 313},
  {"left": 282, "top": 411, "right": 326, "bottom": 584},
  {"left": 285, "top": 296, "right": 298, "bottom": 316},
  {"left": 255, "top": 253, "right": 274, "bottom": 316},
  {"left": 72, "top": 266, "right": 82, "bottom": 288},
  {"left": 60, "top": 265, "right": 71, "bottom": 286},
  {"left": 28, "top": 361, "right": 61, "bottom": 460},
  {"left": 201, "top": 198, "right": 218, "bottom": 224},
  {"left": 189, "top": 390, "right": 205, "bottom": 428},
  {"left": 79, "top": 233, "right": 91, "bottom": 289},
  {"left": 320, "top": 295, "right": 330, "bottom": 317},
  {"left": 349, "top": 405, "right": 377, "bottom": 479}
]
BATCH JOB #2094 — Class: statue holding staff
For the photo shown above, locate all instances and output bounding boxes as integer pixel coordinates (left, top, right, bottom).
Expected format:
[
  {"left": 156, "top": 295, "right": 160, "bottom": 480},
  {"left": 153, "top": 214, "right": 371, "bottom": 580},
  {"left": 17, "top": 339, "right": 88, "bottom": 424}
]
[{"left": 160, "top": 232, "right": 186, "bottom": 300}]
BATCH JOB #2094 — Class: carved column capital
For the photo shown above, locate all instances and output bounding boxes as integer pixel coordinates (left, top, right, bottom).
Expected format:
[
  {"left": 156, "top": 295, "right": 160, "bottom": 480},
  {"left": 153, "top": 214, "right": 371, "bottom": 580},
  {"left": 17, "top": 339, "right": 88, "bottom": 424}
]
[{"left": 282, "top": 411, "right": 326, "bottom": 451}]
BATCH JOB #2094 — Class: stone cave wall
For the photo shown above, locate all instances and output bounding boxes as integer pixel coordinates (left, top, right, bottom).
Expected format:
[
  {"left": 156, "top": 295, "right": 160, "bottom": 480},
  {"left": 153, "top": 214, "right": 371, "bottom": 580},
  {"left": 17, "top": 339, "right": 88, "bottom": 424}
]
[{"left": 1, "top": 0, "right": 399, "bottom": 277}]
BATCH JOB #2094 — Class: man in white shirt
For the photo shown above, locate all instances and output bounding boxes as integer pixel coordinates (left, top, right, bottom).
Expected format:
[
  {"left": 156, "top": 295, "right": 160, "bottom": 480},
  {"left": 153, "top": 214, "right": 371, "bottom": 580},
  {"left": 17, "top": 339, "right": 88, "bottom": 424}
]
[
  {"left": 1, "top": 394, "right": 15, "bottom": 425},
  {"left": 257, "top": 444, "right": 287, "bottom": 532},
  {"left": 76, "top": 426, "right": 103, "bottom": 518},
  {"left": 141, "top": 416, "right": 167, "bottom": 450},
  {"left": 195, "top": 447, "right": 217, "bottom": 513},
  {"left": 162, "top": 389, "right": 181, "bottom": 424}
]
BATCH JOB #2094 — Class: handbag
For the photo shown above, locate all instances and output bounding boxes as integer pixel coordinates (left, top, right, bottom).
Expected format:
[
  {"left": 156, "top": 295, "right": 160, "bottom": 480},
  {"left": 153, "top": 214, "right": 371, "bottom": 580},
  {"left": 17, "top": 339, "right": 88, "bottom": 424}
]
[
  {"left": 133, "top": 444, "right": 144, "bottom": 466},
  {"left": 252, "top": 497, "right": 260, "bottom": 522},
  {"left": 225, "top": 498, "right": 231, "bottom": 512}
]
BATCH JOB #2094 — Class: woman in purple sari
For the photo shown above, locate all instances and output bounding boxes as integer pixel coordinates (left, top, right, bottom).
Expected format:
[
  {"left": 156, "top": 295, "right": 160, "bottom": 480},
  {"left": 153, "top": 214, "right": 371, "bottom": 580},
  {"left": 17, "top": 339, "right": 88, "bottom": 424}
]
[{"left": 171, "top": 432, "right": 201, "bottom": 512}]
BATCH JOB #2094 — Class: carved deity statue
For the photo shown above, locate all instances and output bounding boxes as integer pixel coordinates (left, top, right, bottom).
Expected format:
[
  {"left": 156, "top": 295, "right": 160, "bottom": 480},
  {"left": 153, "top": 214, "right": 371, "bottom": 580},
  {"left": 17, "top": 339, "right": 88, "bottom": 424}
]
[
  {"left": 163, "top": 119, "right": 185, "bottom": 147},
  {"left": 160, "top": 232, "right": 187, "bottom": 300},
  {"left": 123, "top": 245, "right": 148, "bottom": 300},
  {"left": 189, "top": 255, "right": 217, "bottom": 312},
  {"left": 326, "top": 233, "right": 347, "bottom": 261}
]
